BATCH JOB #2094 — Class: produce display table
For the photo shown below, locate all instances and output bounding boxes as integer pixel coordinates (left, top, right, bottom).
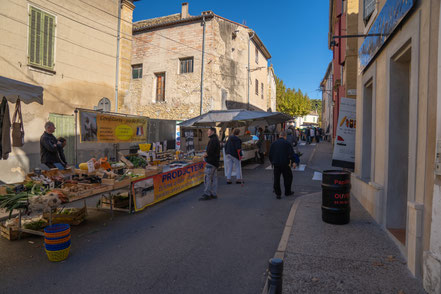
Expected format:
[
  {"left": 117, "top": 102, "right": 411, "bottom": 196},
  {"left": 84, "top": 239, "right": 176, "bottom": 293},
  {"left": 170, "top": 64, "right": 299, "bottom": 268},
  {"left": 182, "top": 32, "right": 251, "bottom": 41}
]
[{"left": 131, "top": 161, "right": 205, "bottom": 212}]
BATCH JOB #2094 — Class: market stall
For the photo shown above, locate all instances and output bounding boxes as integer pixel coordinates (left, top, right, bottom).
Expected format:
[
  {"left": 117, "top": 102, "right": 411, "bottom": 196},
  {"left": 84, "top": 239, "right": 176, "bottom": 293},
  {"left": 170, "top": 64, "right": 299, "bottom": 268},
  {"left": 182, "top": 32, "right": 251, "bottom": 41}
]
[
  {"left": 0, "top": 109, "right": 208, "bottom": 240},
  {"left": 180, "top": 109, "right": 292, "bottom": 163}
]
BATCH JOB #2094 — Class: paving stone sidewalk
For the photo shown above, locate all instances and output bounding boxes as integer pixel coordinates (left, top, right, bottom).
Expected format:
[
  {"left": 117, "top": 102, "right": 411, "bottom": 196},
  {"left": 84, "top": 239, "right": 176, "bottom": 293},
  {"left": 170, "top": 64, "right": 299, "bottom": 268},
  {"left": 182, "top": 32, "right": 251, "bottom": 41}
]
[{"left": 282, "top": 193, "right": 426, "bottom": 294}]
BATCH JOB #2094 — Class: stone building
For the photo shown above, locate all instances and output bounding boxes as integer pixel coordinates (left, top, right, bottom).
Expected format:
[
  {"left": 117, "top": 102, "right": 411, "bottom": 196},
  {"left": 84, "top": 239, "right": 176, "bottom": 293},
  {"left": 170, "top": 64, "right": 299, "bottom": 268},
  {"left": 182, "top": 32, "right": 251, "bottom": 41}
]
[
  {"left": 0, "top": 0, "right": 136, "bottom": 183},
  {"left": 350, "top": 0, "right": 441, "bottom": 290},
  {"left": 267, "top": 65, "right": 277, "bottom": 112},
  {"left": 329, "top": 0, "right": 358, "bottom": 138},
  {"left": 320, "top": 62, "right": 333, "bottom": 141},
  {"left": 124, "top": 3, "right": 273, "bottom": 121}
]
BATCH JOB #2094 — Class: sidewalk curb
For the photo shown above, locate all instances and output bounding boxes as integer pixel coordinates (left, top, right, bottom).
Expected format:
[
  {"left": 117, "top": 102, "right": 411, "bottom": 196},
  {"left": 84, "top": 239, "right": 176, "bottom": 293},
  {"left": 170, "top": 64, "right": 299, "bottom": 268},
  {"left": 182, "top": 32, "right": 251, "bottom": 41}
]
[{"left": 261, "top": 192, "right": 321, "bottom": 294}]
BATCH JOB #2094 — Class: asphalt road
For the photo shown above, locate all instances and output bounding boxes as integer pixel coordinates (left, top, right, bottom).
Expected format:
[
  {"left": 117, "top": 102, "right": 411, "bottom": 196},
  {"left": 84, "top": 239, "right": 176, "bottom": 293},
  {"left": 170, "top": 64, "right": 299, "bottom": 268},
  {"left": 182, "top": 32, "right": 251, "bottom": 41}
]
[{"left": 0, "top": 143, "right": 322, "bottom": 294}]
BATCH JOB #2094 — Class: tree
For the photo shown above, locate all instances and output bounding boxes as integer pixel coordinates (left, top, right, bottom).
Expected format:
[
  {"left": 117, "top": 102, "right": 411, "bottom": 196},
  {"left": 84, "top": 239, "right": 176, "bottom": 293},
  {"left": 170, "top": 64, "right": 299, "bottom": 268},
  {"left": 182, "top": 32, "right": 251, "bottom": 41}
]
[{"left": 276, "top": 76, "right": 313, "bottom": 117}]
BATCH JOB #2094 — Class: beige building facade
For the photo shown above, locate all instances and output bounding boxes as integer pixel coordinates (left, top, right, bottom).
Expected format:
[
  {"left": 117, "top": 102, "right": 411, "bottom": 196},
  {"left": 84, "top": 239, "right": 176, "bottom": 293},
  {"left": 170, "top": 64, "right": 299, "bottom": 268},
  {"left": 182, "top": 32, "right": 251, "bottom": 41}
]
[
  {"left": 124, "top": 3, "right": 272, "bottom": 121},
  {"left": 352, "top": 0, "right": 440, "bottom": 288},
  {"left": 320, "top": 62, "right": 333, "bottom": 140},
  {"left": 0, "top": 0, "right": 135, "bottom": 183}
]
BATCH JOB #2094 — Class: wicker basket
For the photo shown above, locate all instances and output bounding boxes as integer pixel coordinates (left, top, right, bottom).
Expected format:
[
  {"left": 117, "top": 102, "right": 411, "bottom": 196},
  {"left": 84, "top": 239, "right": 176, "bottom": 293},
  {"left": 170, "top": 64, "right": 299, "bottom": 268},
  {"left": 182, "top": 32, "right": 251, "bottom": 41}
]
[{"left": 45, "top": 246, "right": 71, "bottom": 262}]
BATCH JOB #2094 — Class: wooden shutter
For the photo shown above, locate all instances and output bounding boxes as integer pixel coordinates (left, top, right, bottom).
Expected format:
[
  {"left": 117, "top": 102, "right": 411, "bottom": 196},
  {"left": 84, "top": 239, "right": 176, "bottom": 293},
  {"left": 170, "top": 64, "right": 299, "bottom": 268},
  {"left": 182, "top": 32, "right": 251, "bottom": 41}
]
[
  {"left": 29, "top": 6, "right": 55, "bottom": 69},
  {"left": 29, "top": 7, "right": 42, "bottom": 65},
  {"left": 48, "top": 114, "right": 75, "bottom": 165},
  {"left": 42, "top": 14, "right": 55, "bottom": 68}
]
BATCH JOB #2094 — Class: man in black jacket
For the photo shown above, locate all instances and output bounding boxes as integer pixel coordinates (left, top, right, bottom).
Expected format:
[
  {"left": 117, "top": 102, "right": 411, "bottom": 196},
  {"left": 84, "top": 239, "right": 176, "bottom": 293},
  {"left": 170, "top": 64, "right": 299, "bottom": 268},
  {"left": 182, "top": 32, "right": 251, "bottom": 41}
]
[
  {"left": 224, "top": 128, "right": 243, "bottom": 184},
  {"left": 40, "top": 122, "right": 62, "bottom": 168},
  {"left": 269, "top": 131, "right": 295, "bottom": 199},
  {"left": 200, "top": 127, "right": 220, "bottom": 200}
]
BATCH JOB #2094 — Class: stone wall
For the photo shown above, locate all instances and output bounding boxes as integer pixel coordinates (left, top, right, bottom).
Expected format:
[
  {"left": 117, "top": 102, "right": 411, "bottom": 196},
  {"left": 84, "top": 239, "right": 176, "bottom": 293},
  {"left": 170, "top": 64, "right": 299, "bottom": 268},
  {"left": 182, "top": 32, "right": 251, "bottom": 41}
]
[{"left": 125, "top": 15, "right": 272, "bottom": 121}]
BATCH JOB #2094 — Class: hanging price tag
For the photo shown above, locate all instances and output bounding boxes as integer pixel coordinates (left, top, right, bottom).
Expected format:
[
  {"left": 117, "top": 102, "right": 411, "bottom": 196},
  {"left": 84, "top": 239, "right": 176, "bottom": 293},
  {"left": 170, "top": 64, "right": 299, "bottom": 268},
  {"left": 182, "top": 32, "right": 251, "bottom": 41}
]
[{"left": 87, "top": 160, "right": 95, "bottom": 173}]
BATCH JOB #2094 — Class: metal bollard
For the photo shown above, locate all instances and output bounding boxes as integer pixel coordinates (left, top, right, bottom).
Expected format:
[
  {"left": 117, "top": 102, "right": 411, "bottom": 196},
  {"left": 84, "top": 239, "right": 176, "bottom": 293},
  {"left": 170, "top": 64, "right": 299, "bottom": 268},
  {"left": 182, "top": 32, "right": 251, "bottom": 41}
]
[{"left": 267, "top": 258, "right": 283, "bottom": 294}]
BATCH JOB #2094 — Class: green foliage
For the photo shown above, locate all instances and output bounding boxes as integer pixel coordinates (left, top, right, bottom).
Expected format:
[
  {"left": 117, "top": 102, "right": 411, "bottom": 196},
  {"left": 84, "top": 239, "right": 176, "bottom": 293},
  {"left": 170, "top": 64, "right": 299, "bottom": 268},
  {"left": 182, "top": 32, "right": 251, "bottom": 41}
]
[{"left": 275, "top": 76, "right": 313, "bottom": 117}]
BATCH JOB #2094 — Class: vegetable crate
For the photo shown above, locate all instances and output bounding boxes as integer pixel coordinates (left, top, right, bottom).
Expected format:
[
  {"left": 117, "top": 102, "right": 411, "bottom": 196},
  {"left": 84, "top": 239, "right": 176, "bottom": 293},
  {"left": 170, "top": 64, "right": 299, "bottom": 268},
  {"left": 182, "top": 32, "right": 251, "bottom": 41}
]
[
  {"left": 43, "top": 206, "right": 87, "bottom": 226},
  {"left": 100, "top": 195, "right": 129, "bottom": 209},
  {"left": 0, "top": 224, "right": 30, "bottom": 241}
]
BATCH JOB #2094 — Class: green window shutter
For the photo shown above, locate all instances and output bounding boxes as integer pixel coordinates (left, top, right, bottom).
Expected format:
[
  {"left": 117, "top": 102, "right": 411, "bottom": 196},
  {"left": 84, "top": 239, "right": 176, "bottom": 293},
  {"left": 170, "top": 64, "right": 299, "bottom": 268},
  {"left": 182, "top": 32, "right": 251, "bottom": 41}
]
[
  {"left": 35, "top": 10, "right": 41, "bottom": 65},
  {"left": 28, "top": 6, "right": 55, "bottom": 69},
  {"left": 28, "top": 7, "right": 42, "bottom": 66},
  {"left": 29, "top": 9, "right": 36, "bottom": 64},
  {"left": 42, "top": 13, "right": 55, "bottom": 69}
]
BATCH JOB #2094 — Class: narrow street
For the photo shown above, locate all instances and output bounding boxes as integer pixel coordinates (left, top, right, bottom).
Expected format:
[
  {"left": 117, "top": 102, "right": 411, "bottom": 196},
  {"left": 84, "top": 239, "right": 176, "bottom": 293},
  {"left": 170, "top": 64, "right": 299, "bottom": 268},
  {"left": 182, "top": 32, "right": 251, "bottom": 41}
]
[{"left": 0, "top": 143, "right": 323, "bottom": 294}]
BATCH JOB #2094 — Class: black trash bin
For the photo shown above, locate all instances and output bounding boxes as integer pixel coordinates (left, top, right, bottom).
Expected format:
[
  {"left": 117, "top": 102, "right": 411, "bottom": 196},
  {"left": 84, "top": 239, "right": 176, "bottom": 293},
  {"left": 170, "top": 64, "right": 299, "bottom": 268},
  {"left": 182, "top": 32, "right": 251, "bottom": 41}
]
[{"left": 321, "top": 170, "right": 351, "bottom": 224}]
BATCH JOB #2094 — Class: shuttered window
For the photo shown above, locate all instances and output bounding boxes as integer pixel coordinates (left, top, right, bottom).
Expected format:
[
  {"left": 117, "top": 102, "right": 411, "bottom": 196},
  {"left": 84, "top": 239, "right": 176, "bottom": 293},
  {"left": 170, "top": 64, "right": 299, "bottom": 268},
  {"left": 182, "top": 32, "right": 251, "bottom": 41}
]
[
  {"left": 179, "top": 57, "right": 194, "bottom": 74},
  {"left": 255, "top": 79, "right": 259, "bottom": 95},
  {"left": 261, "top": 83, "right": 264, "bottom": 99},
  {"left": 29, "top": 6, "right": 55, "bottom": 70},
  {"left": 156, "top": 72, "right": 166, "bottom": 102},
  {"left": 363, "top": 0, "right": 375, "bottom": 21}
]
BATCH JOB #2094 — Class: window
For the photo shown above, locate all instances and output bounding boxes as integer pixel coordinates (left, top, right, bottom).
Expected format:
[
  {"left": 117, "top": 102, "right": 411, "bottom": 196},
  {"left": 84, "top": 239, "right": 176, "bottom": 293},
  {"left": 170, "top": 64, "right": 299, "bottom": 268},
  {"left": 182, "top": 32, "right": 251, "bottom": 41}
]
[
  {"left": 363, "top": 0, "right": 375, "bottom": 21},
  {"left": 255, "top": 79, "right": 259, "bottom": 95},
  {"left": 255, "top": 47, "right": 259, "bottom": 64},
  {"left": 180, "top": 57, "right": 194, "bottom": 74},
  {"left": 155, "top": 72, "right": 166, "bottom": 102},
  {"left": 29, "top": 6, "right": 55, "bottom": 70},
  {"left": 132, "top": 64, "right": 142, "bottom": 79},
  {"left": 97, "top": 97, "right": 111, "bottom": 112},
  {"left": 261, "top": 83, "right": 264, "bottom": 99}
]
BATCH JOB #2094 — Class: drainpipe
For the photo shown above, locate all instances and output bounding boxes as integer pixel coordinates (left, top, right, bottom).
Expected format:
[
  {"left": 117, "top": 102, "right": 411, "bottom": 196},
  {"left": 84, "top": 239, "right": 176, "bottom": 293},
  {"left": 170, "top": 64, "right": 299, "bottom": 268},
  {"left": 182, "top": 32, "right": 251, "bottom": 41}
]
[
  {"left": 247, "top": 31, "right": 255, "bottom": 110},
  {"left": 200, "top": 15, "right": 206, "bottom": 115},
  {"left": 114, "top": 0, "right": 121, "bottom": 112}
]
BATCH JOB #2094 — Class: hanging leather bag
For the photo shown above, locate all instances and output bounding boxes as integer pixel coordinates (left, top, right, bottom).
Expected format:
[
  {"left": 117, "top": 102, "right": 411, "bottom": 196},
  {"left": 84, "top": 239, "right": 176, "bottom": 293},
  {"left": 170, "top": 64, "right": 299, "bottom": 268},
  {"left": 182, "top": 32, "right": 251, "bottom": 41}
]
[{"left": 11, "top": 100, "right": 24, "bottom": 147}]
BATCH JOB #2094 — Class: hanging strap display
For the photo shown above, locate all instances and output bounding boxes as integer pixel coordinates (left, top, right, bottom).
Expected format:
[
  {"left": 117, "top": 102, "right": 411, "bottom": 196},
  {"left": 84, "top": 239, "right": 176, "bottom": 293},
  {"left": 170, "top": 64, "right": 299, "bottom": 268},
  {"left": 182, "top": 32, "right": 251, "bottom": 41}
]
[{"left": 11, "top": 99, "right": 24, "bottom": 147}]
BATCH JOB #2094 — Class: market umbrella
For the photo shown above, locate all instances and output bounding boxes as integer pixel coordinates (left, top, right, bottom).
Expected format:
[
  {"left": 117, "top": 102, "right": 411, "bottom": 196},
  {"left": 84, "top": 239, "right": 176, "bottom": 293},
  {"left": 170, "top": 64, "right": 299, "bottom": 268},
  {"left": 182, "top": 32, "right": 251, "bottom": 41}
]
[
  {"left": 0, "top": 76, "right": 44, "bottom": 104},
  {"left": 179, "top": 109, "right": 292, "bottom": 127}
]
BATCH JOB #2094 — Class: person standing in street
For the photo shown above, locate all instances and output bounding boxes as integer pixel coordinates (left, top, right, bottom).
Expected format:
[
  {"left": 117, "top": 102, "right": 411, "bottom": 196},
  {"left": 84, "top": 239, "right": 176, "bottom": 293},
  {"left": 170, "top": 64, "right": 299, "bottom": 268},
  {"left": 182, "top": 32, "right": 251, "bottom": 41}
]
[
  {"left": 40, "top": 122, "right": 63, "bottom": 169},
  {"left": 225, "top": 128, "right": 243, "bottom": 184},
  {"left": 200, "top": 127, "right": 220, "bottom": 201},
  {"left": 57, "top": 137, "right": 68, "bottom": 168},
  {"left": 257, "top": 127, "right": 266, "bottom": 164},
  {"left": 310, "top": 127, "right": 315, "bottom": 144},
  {"left": 269, "top": 131, "right": 295, "bottom": 199}
]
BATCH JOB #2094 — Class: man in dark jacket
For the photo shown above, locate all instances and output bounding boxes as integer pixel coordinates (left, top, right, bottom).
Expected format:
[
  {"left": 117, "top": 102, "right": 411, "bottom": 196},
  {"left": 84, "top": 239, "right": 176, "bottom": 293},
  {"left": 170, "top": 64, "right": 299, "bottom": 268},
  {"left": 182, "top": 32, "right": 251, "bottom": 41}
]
[
  {"left": 224, "top": 128, "right": 243, "bottom": 184},
  {"left": 40, "top": 122, "right": 62, "bottom": 168},
  {"left": 269, "top": 131, "right": 295, "bottom": 199},
  {"left": 200, "top": 127, "right": 220, "bottom": 200}
]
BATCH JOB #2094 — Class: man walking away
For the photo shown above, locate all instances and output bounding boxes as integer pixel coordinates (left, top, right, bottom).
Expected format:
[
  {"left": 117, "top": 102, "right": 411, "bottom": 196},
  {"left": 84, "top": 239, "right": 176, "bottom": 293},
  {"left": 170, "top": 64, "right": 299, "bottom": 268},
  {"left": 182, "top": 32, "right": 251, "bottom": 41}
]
[
  {"left": 269, "top": 131, "right": 295, "bottom": 199},
  {"left": 200, "top": 127, "right": 220, "bottom": 201},
  {"left": 225, "top": 129, "right": 243, "bottom": 184},
  {"left": 310, "top": 127, "right": 315, "bottom": 144}
]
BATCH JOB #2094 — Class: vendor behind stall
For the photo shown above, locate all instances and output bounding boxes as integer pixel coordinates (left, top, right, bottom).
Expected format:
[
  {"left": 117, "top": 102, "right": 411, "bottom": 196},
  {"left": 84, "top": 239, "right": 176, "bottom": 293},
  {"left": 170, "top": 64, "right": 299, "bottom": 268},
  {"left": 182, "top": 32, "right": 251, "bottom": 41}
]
[
  {"left": 57, "top": 137, "right": 68, "bottom": 168},
  {"left": 40, "top": 122, "right": 63, "bottom": 168}
]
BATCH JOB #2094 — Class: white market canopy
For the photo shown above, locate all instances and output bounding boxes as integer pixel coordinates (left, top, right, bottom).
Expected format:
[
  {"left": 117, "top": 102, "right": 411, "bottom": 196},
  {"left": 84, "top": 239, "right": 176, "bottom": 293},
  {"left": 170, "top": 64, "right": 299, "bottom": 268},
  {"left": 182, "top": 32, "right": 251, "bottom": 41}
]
[
  {"left": 0, "top": 76, "right": 43, "bottom": 104},
  {"left": 180, "top": 109, "right": 292, "bottom": 128}
]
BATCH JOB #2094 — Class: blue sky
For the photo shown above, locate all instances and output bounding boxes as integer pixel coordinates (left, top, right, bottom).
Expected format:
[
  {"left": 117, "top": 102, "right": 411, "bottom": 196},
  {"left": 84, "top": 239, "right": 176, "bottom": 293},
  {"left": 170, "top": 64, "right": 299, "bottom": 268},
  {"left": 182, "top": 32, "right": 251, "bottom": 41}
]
[{"left": 133, "top": 1, "right": 332, "bottom": 100}]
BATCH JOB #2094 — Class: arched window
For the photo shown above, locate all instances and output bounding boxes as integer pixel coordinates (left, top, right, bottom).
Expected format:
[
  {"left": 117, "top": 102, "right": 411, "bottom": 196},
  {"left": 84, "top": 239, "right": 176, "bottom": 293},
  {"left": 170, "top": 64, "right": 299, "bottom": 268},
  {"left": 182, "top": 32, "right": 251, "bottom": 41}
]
[{"left": 97, "top": 97, "right": 111, "bottom": 112}]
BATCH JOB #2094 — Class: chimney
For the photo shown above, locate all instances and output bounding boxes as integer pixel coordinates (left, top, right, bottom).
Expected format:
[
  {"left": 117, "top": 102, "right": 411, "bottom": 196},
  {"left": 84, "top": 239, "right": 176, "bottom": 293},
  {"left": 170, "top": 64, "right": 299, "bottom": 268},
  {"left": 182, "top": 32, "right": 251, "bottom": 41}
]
[{"left": 181, "top": 3, "right": 189, "bottom": 19}]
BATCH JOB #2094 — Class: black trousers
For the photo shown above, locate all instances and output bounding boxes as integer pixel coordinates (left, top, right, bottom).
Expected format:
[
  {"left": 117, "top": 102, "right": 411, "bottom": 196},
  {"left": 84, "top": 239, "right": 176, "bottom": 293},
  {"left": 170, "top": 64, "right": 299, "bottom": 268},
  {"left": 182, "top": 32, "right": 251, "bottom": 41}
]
[{"left": 273, "top": 164, "right": 293, "bottom": 196}]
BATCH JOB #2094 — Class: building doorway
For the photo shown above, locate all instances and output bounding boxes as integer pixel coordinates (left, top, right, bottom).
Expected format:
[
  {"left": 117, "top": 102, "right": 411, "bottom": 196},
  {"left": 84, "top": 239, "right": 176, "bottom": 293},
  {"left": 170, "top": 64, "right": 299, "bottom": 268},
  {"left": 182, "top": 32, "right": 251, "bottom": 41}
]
[
  {"left": 386, "top": 45, "right": 412, "bottom": 245},
  {"left": 48, "top": 113, "right": 75, "bottom": 165},
  {"left": 361, "top": 79, "right": 373, "bottom": 181}
]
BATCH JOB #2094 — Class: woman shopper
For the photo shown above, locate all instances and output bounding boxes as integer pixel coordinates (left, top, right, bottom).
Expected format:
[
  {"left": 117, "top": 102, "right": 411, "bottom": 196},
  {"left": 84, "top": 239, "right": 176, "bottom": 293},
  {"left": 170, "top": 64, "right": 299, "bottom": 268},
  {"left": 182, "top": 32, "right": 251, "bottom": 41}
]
[
  {"left": 257, "top": 127, "right": 266, "bottom": 164},
  {"left": 225, "top": 128, "right": 243, "bottom": 184}
]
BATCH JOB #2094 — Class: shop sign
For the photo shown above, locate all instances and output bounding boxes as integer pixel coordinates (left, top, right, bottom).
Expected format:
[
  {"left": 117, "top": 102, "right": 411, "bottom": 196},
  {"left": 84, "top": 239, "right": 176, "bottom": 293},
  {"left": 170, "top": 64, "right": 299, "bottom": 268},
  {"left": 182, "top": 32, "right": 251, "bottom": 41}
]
[
  {"left": 132, "top": 162, "right": 205, "bottom": 212},
  {"left": 332, "top": 98, "right": 356, "bottom": 169},
  {"left": 359, "top": 0, "right": 416, "bottom": 71},
  {"left": 79, "top": 110, "right": 148, "bottom": 143}
]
